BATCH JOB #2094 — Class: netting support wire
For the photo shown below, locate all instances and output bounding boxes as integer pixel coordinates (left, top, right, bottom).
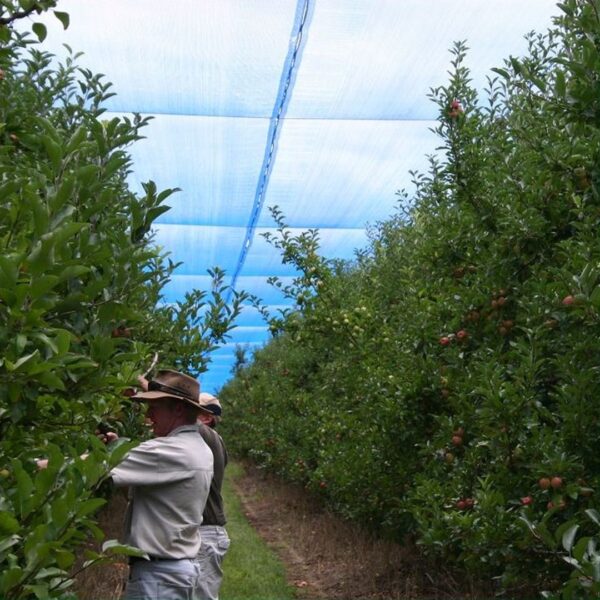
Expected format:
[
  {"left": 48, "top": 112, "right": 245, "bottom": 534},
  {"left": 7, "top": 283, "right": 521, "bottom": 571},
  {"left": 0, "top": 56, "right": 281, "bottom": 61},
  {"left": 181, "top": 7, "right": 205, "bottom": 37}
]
[{"left": 227, "top": 0, "right": 314, "bottom": 302}]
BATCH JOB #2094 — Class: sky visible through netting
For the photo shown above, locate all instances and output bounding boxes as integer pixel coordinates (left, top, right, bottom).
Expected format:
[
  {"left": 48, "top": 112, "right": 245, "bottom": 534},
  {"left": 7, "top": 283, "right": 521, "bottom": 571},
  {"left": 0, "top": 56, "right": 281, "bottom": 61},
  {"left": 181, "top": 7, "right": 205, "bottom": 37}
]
[{"left": 37, "top": 0, "right": 556, "bottom": 391}]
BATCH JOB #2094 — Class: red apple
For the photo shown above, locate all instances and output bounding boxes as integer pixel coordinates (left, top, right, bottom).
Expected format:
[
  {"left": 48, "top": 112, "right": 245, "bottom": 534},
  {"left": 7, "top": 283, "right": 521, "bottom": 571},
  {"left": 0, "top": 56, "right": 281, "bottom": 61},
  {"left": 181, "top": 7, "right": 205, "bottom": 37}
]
[
  {"left": 562, "top": 295, "right": 575, "bottom": 306},
  {"left": 538, "top": 477, "right": 551, "bottom": 490},
  {"left": 550, "top": 476, "right": 563, "bottom": 489},
  {"left": 520, "top": 496, "right": 533, "bottom": 506},
  {"left": 456, "top": 329, "right": 468, "bottom": 342},
  {"left": 439, "top": 336, "right": 451, "bottom": 346},
  {"left": 451, "top": 435, "right": 463, "bottom": 447}
]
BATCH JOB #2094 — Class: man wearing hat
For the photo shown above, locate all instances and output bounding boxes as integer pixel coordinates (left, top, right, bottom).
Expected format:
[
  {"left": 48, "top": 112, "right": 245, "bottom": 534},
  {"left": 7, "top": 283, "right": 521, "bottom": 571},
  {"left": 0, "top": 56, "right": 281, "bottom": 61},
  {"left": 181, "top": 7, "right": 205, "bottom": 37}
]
[
  {"left": 110, "top": 369, "right": 214, "bottom": 600},
  {"left": 195, "top": 392, "right": 229, "bottom": 600}
]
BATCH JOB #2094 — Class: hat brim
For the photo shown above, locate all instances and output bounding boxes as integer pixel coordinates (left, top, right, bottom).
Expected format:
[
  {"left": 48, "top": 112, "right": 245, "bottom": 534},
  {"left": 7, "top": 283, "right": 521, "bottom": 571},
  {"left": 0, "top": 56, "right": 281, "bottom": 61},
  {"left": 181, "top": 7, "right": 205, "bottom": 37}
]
[{"left": 131, "top": 390, "right": 201, "bottom": 408}]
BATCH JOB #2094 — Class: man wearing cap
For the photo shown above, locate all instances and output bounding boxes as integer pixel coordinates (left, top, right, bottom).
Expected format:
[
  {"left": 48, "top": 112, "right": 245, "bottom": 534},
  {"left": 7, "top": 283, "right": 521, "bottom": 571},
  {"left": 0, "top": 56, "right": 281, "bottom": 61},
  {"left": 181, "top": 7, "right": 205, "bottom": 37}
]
[
  {"left": 110, "top": 369, "right": 214, "bottom": 600},
  {"left": 195, "top": 392, "right": 229, "bottom": 600}
]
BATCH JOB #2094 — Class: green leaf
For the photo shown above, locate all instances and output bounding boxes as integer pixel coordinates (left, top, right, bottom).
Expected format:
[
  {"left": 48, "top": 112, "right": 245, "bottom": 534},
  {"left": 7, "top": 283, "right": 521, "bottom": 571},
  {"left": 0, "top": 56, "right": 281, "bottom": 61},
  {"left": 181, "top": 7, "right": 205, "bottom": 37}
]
[
  {"left": 33, "top": 566, "right": 66, "bottom": 580},
  {"left": 91, "top": 337, "right": 116, "bottom": 361},
  {"left": 35, "top": 443, "right": 64, "bottom": 488},
  {"left": 557, "top": 2, "right": 574, "bottom": 17},
  {"left": 10, "top": 350, "right": 40, "bottom": 372},
  {"left": 26, "top": 583, "right": 51, "bottom": 599},
  {"left": 530, "top": 75, "right": 547, "bottom": 93},
  {"left": 32, "top": 332, "right": 58, "bottom": 354},
  {"left": 29, "top": 275, "right": 59, "bottom": 298},
  {"left": 586, "top": 508, "right": 600, "bottom": 526},
  {"left": 108, "top": 438, "right": 136, "bottom": 467},
  {"left": 573, "top": 535, "right": 591, "bottom": 562},
  {"left": 0, "top": 255, "right": 20, "bottom": 287},
  {"left": 0, "top": 534, "right": 21, "bottom": 555},
  {"left": 0, "top": 511, "right": 20, "bottom": 535},
  {"left": 562, "top": 555, "right": 580, "bottom": 568},
  {"left": 520, "top": 515, "right": 556, "bottom": 549},
  {"left": 16, "top": 334, "right": 27, "bottom": 354},
  {"left": 50, "top": 175, "right": 75, "bottom": 212},
  {"left": 146, "top": 205, "right": 171, "bottom": 223},
  {"left": 24, "top": 188, "right": 49, "bottom": 238},
  {"left": 57, "top": 265, "right": 90, "bottom": 283},
  {"left": 42, "top": 136, "right": 62, "bottom": 172},
  {"left": 32, "top": 22, "right": 47, "bottom": 43},
  {"left": 35, "top": 371, "right": 65, "bottom": 391},
  {"left": 11, "top": 460, "right": 34, "bottom": 517},
  {"left": 562, "top": 524, "right": 579, "bottom": 553},
  {"left": 49, "top": 205, "right": 76, "bottom": 232},
  {"left": 491, "top": 67, "right": 510, "bottom": 79},
  {"left": 54, "top": 329, "right": 72, "bottom": 355},
  {"left": 555, "top": 69, "right": 566, "bottom": 98},
  {"left": 102, "top": 539, "right": 148, "bottom": 558},
  {"left": 76, "top": 498, "right": 106, "bottom": 517},
  {"left": 76, "top": 164, "right": 98, "bottom": 187},
  {"left": 55, "top": 550, "right": 75, "bottom": 570},
  {"left": 593, "top": 557, "right": 600, "bottom": 582},
  {"left": 49, "top": 221, "right": 88, "bottom": 247},
  {"left": 65, "top": 126, "right": 87, "bottom": 156},
  {"left": 53, "top": 10, "right": 70, "bottom": 30},
  {"left": 590, "top": 286, "right": 600, "bottom": 309},
  {"left": 1, "top": 566, "right": 24, "bottom": 591},
  {"left": 510, "top": 56, "right": 522, "bottom": 75},
  {"left": 50, "top": 496, "right": 70, "bottom": 530}
]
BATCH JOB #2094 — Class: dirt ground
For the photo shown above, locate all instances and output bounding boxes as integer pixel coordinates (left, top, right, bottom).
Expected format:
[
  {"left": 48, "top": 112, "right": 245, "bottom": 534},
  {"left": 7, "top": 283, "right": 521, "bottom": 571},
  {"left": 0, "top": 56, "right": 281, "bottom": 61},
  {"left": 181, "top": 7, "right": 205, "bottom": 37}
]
[{"left": 230, "top": 461, "right": 490, "bottom": 600}]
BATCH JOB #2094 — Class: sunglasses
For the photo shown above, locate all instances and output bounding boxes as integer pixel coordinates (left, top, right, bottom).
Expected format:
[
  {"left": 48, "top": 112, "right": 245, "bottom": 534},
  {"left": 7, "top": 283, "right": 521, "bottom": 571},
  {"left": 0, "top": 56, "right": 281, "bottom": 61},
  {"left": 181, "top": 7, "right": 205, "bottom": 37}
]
[{"left": 147, "top": 380, "right": 194, "bottom": 401}]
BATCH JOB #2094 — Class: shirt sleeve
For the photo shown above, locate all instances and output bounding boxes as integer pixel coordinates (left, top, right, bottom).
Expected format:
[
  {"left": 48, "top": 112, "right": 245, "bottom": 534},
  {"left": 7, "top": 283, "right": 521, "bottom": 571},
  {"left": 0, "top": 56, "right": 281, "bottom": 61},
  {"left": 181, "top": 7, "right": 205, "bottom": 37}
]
[{"left": 110, "top": 438, "right": 193, "bottom": 487}]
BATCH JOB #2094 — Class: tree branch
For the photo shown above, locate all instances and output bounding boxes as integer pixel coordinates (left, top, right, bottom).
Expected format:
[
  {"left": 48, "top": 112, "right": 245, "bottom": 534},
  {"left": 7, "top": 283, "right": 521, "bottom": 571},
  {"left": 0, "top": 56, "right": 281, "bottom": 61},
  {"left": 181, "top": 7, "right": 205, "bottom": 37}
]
[{"left": 0, "top": 5, "right": 38, "bottom": 26}]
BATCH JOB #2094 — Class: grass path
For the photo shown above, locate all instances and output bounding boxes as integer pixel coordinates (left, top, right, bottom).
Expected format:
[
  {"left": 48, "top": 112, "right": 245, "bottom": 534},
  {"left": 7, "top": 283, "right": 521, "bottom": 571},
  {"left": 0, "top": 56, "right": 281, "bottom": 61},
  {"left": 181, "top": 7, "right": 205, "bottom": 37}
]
[{"left": 220, "top": 462, "right": 296, "bottom": 600}]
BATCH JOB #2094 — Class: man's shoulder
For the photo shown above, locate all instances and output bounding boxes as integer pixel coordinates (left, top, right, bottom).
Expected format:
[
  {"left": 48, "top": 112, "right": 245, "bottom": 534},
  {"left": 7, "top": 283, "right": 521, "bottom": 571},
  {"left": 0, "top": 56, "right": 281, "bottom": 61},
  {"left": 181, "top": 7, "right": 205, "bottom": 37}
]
[
  {"left": 144, "top": 427, "right": 212, "bottom": 456},
  {"left": 198, "top": 424, "right": 225, "bottom": 448}
]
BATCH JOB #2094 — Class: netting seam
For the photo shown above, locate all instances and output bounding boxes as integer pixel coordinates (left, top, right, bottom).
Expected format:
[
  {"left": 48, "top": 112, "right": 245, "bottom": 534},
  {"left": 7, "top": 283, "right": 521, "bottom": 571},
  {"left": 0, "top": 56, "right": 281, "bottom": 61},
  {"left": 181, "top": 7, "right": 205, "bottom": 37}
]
[{"left": 227, "top": 0, "right": 314, "bottom": 300}]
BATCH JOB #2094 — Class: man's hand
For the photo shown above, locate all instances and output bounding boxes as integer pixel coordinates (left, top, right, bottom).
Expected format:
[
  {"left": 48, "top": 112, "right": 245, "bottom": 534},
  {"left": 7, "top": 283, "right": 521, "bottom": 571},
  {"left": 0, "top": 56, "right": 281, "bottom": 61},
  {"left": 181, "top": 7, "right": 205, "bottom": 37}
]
[
  {"left": 137, "top": 375, "right": 149, "bottom": 391},
  {"left": 96, "top": 430, "right": 119, "bottom": 444},
  {"left": 36, "top": 430, "right": 119, "bottom": 470}
]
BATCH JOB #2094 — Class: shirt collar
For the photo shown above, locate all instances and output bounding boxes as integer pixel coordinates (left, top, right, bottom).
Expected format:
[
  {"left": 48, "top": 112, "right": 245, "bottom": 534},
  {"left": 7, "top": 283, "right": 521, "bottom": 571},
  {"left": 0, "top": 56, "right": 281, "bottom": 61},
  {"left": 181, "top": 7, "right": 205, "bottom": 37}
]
[{"left": 168, "top": 424, "right": 200, "bottom": 437}]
